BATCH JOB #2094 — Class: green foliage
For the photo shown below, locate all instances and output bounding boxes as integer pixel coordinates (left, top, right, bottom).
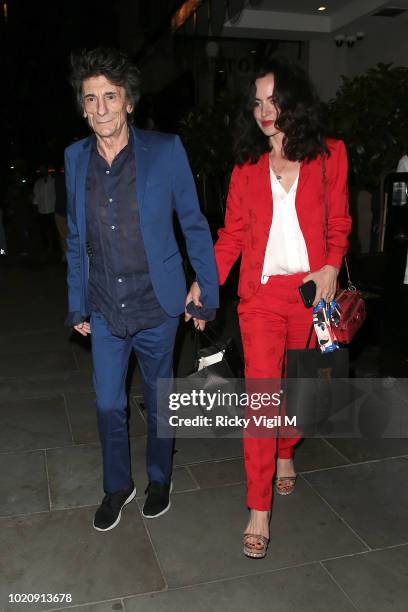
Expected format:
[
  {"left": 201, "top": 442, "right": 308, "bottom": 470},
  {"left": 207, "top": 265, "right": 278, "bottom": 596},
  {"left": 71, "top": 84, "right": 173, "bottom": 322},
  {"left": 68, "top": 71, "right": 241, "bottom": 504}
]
[
  {"left": 179, "top": 95, "right": 236, "bottom": 177},
  {"left": 325, "top": 63, "right": 408, "bottom": 191}
]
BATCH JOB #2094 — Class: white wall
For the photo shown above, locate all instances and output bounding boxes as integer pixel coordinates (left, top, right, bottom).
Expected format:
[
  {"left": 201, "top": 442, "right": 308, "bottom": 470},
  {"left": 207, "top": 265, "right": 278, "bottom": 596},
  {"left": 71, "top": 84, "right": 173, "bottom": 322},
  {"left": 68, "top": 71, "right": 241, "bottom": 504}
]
[
  {"left": 308, "top": 38, "right": 349, "bottom": 101},
  {"left": 309, "top": 14, "right": 408, "bottom": 101},
  {"left": 348, "top": 17, "right": 408, "bottom": 77}
]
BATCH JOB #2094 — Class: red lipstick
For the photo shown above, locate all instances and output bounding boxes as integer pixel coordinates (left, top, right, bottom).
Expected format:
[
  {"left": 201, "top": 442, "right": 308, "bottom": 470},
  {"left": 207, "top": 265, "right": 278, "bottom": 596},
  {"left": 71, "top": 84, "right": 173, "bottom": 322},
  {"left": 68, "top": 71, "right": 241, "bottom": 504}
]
[{"left": 261, "top": 120, "right": 274, "bottom": 127}]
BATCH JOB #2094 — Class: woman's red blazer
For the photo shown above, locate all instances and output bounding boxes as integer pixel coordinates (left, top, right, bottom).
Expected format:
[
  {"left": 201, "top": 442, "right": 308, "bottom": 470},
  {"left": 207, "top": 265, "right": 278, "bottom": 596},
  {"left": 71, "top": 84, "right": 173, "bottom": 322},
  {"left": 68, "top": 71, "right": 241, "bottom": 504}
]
[{"left": 214, "top": 138, "right": 352, "bottom": 299}]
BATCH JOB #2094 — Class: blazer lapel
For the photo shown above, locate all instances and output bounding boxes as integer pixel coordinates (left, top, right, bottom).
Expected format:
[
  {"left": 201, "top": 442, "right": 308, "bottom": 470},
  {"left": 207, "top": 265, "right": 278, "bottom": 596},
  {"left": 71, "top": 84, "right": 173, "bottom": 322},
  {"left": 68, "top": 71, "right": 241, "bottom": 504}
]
[
  {"left": 132, "top": 127, "right": 149, "bottom": 212},
  {"left": 294, "top": 158, "right": 314, "bottom": 225},
  {"left": 250, "top": 153, "right": 273, "bottom": 266},
  {"left": 258, "top": 152, "right": 273, "bottom": 230},
  {"left": 297, "top": 159, "right": 313, "bottom": 196},
  {"left": 74, "top": 139, "right": 92, "bottom": 241}
]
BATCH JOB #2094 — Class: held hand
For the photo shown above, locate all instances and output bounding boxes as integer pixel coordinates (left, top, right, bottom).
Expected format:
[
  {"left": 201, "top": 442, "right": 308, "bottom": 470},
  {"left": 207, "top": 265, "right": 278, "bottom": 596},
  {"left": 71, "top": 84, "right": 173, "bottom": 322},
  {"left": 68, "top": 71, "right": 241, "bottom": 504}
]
[
  {"left": 303, "top": 265, "right": 338, "bottom": 306},
  {"left": 73, "top": 321, "right": 91, "bottom": 336},
  {"left": 185, "top": 281, "right": 206, "bottom": 331},
  {"left": 192, "top": 318, "right": 206, "bottom": 331}
]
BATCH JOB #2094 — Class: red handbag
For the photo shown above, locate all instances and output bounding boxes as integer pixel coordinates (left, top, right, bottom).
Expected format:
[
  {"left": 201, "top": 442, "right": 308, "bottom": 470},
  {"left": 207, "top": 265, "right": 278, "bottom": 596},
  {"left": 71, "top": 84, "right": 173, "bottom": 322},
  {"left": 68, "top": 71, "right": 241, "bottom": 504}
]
[
  {"left": 334, "top": 259, "right": 367, "bottom": 344},
  {"left": 322, "top": 158, "right": 367, "bottom": 344}
]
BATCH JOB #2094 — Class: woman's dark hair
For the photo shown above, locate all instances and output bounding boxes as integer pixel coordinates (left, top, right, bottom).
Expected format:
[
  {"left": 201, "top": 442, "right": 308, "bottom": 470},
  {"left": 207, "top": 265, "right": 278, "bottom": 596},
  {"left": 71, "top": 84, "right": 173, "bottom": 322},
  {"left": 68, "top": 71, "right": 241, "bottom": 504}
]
[
  {"left": 234, "top": 58, "right": 328, "bottom": 165},
  {"left": 69, "top": 47, "right": 141, "bottom": 115}
]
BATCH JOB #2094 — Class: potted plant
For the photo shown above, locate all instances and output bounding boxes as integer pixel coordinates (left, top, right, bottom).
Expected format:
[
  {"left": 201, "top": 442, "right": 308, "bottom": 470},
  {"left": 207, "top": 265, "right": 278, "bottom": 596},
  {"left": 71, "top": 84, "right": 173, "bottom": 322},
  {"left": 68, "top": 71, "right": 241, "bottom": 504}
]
[
  {"left": 325, "top": 63, "right": 408, "bottom": 191},
  {"left": 324, "top": 63, "right": 408, "bottom": 257},
  {"left": 179, "top": 94, "right": 235, "bottom": 220}
]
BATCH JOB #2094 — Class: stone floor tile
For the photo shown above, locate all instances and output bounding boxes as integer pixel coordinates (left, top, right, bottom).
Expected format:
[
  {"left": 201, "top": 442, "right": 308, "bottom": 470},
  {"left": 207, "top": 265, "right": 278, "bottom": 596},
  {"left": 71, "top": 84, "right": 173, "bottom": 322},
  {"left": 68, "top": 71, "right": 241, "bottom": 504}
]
[
  {"left": 173, "top": 437, "right": 243, "bottom": 466},
  {"left": 325, "top": 438, "right": 408, "bottom": 463},
  {"left": 0, "top": 330, "right": 73, "bottom": 356},
  {"left": 0, "top": 505, "right": 165, "bottom": 611},
  {"left": 0, "top": 371, "right": 94, "bottom": 401},
  {"left": 323, "top": 544, "right": 408, "bottom": 612},
  {"left": 45, "top": 602, "right": 124, "bottom": 612},
  {"left": 65, "top": 393, "right": 146, "bottom": 445},
  {"left": 295, "top": 438, "right": 351, "bottom": 473},
  {"left": 0, "top": 396, "right": 72, "bottom": 452},
  {"left": 189, "top": 458, "right": 245, "bottom": 488},
  {"left": 0, "top": 450, "right": 48, "bottom": 516},
  {"left": 47, "top": 442, "right": 197, "bottom": 510},
  {"left": 125, "top": 562, "right": 356, "bottom": 612},
  {"left": 304, "top": 457, "right": 408, "bottom": 548},
  {"left": 0, "top": 350, "right": 77, "bottom": 378},
  {"left": 142, "top": 481, "right": 365, "bottom": 587}
]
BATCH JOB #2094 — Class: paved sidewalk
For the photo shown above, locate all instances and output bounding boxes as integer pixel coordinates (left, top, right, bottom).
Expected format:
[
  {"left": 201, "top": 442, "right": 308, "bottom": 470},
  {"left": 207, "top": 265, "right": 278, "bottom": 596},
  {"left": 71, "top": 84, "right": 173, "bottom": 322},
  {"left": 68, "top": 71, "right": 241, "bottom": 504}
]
[{"left": 1, "top": 262, "right": 408, "bottom": 612}]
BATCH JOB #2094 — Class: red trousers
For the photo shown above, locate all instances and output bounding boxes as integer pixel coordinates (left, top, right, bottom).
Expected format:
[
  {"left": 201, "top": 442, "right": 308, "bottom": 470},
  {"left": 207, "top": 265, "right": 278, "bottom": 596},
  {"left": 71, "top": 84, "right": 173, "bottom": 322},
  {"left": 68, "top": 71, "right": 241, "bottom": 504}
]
[{"left": 238, "top": 273, "right": 313, "bottom": 510}]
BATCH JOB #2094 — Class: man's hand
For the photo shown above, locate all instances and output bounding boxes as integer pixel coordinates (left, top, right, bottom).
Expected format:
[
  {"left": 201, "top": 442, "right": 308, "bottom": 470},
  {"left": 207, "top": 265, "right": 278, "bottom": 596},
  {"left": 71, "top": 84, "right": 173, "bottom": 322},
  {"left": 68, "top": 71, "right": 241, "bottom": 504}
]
[
  {"left": 73, "top": 321, "right": 91, "bottom": 336},
  {"left": 185, "top": 281, "right": 206, "bottom": 331},
  {"left": 302, "top": 265, "right": 338, "bottom": 306}
]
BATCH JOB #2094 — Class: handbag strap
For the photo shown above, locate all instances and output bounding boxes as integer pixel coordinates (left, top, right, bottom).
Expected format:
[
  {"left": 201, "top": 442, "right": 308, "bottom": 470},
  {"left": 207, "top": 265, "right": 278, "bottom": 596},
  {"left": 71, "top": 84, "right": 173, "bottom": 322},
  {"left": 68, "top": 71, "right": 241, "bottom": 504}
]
[
  {"left": 306, "top": 323, "right": 315, "bottom": 349},
  {"left": 283, "top": 323, "right": 317, "bottom": 380},
  {"left": 196, "top": 326, "right": 226, "bottom": 352},
  {"left": 321, "top": 156, "right": 354, "bottom": 290},
  {"left": 193, "top": 327, "right": 229, "bottom": 359},
  {"left": 322, "top": 156, "right": 328, "bottom": 259}
]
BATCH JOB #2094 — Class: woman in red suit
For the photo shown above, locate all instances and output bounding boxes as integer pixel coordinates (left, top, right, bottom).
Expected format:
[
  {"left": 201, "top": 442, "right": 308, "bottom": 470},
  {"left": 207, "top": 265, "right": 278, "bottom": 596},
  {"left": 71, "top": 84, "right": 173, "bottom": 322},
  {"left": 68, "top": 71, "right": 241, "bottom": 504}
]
[{"left": 214, "top": 59, "right": 351, "bottom": 558}]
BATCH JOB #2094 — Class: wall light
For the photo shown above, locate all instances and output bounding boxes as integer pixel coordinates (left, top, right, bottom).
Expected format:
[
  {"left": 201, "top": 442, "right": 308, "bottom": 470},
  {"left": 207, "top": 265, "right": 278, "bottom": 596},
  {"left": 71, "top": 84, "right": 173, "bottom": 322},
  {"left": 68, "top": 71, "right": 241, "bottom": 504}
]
[
  {"left": 318, "top": 6, "right": 327, "bottom": 11},
  {"left": 346, "top": 35, "right": 356, "bottom": 48},
  {"left": 334, "top": 32, "right": 365, "bottom": 47},
  {"left": 334, "top": 34, "right": 345, "bottom": 47}
]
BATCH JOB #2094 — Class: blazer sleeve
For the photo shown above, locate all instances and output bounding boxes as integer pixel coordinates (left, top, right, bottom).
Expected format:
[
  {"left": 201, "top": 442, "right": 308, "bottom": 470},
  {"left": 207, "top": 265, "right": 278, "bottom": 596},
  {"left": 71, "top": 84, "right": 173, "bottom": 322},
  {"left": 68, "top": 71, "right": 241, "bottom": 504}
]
[
  {"left": 214, "top": 164, "right": 244, "bottom": 285},
  {"left": 64, "top": 149, "right": 84, "bottom": 325},
  {"left": 171, "top": 136, "right": 219, "bottom": 310},
  {"left": 325, "top": 140, "right": 352, "bottom": 270}
]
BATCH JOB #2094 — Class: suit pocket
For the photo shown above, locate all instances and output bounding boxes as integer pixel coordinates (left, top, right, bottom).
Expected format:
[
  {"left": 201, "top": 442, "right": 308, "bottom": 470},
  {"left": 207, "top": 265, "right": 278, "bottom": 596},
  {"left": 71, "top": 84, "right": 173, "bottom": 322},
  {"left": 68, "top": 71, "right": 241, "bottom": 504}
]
[{"left": 164, "top": 251, "right": 183, "bottom": 271}]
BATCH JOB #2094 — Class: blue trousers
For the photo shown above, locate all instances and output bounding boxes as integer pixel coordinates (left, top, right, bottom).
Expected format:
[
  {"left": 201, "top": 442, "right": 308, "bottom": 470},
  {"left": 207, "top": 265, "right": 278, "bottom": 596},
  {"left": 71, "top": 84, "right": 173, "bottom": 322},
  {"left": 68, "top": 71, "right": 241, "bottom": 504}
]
[{"left": 90, "top": 312, "right": 180, "bottom": 493}]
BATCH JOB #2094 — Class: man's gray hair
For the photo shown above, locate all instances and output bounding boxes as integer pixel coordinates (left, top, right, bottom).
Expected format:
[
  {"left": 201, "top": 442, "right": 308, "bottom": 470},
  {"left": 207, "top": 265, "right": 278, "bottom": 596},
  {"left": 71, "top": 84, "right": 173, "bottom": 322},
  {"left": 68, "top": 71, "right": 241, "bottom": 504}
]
[{"left": 69, "top": 47, "right": 141, "bottom": 115}]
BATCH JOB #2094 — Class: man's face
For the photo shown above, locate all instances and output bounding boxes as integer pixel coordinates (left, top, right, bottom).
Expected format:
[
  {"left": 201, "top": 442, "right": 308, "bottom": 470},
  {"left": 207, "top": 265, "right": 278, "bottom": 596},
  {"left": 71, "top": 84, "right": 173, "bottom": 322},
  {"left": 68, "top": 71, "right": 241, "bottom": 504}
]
[{"left": 82, "top": 75, "right": 133, "bottom": 139}]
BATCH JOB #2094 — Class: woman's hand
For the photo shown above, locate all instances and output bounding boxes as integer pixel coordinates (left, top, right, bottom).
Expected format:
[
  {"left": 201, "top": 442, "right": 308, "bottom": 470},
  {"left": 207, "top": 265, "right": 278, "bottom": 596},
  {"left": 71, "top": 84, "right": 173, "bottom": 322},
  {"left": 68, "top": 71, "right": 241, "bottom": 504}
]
[
  {"left": 302, "top": 265, "right": 338, "bottom": 306},
  {"left": 73, "top": 321, "right": 91, "bottom": 336}
]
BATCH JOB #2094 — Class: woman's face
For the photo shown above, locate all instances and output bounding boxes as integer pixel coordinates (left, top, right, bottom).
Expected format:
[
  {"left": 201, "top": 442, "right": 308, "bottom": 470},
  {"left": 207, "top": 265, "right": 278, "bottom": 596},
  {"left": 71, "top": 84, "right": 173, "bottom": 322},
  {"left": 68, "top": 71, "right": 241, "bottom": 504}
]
[{"left": 253, "top": 73, "right": 280, "bottom": 137}]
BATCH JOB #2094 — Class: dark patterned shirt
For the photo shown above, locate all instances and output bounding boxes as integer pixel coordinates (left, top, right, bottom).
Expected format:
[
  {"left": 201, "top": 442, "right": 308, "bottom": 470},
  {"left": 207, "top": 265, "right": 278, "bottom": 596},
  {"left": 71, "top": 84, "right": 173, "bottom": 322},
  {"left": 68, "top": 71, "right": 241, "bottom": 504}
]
[{"left": 85, "top": 131, "right": 165, "bottom": 337}]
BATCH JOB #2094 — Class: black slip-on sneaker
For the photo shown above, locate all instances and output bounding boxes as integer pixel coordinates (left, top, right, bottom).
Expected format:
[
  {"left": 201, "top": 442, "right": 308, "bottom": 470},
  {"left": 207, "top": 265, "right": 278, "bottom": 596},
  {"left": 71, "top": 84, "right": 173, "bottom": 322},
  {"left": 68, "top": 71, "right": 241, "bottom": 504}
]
[
  {"left": 142, "top": 481, "right": 173, "bottom": 518},
  {"left": 93, "top": 481, "right": 136, "bottom": 531}
]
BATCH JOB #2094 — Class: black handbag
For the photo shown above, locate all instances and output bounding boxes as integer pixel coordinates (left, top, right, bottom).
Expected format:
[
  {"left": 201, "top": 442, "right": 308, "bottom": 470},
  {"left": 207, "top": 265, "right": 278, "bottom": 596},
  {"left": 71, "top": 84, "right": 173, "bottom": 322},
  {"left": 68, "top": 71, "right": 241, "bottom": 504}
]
[
  {"left": 285, "top": 326, "right": 350, "bottom": 436},
  {"left": 187, "top": 327, "right": 244, "bottom": 391},
  {"left": 181, "top": 328, "right": 245, "bottom": 437}
]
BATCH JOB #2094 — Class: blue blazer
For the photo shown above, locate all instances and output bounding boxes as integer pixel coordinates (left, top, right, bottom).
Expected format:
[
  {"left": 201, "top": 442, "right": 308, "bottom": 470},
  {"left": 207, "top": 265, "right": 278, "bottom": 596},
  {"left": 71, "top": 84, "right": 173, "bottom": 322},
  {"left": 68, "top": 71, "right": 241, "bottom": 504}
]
[{"left": 64, "top": 126, "right": 219, "bottom": 321}]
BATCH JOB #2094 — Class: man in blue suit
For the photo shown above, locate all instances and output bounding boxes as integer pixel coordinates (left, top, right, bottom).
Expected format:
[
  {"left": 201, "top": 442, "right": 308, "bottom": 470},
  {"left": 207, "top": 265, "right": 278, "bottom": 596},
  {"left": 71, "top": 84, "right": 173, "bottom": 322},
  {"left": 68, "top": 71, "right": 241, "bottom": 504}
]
[{"left": 65, "top": 47, "right": 218, "bottom": 530}]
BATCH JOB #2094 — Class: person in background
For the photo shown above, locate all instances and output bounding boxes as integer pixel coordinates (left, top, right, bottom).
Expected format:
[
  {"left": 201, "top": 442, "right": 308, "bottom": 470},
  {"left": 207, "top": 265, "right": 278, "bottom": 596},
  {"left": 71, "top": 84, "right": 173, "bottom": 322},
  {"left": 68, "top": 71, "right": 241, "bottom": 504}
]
[
  {"left": 5, "top": 160, "right": 32, "bottom": 256},
  {"left": 395, "top": 151, "right": 408, "bottom": 286},
  {"left": 54, "top": 166, "right": 68, "bottom": 262},
  {"left": 0, "top": 203, "right": 7, "bottom": 258},
  {"left": 396, "top": 151, "right": 408, "bottom": 173},
  {"left": 213, "top": 58, "right": 351, "bottom": 559},
  {"left": 33, "top": 163, "right": 59, "bottom": 259}
]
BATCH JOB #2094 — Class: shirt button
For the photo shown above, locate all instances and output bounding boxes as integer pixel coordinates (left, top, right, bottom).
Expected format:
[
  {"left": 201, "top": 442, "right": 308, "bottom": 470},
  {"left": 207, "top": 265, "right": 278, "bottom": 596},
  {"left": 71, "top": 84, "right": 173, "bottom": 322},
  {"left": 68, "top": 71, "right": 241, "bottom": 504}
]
[
  {"left": 118, "top": 278, "right": 122, "bottom": 283},
  {"left": 121, "top": 303, "right": 125, "bottom": 308},
  {"left": 111, "top": 225, "right": 115, "bottom": 230},
  {"left": 105, "top": 170, "right": 110, "bottom": 175},
  {"left": 108, "top": 198, "right": 113, "bottom": 203}
]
